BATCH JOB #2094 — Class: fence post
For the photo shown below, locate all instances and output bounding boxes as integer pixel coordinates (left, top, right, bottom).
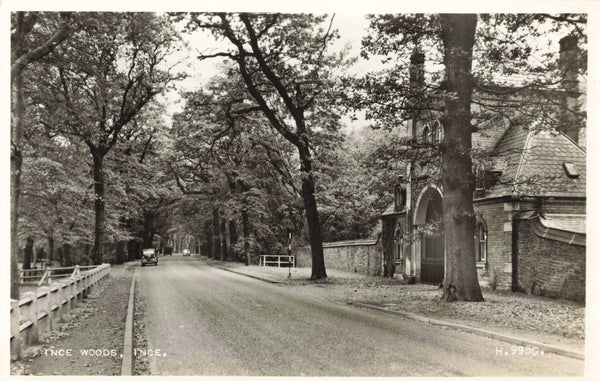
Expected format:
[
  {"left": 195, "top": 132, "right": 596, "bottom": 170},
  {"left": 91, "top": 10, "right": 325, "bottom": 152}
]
[
  {"left": 82, "top": 272, "right": 88, "bottom": 298},
  {"left": 36, "top": 268, "right": 48, "bottom": 287},
  {"left": 76, "top": 276, "right": 83, "bottom": 303},
  {"left": 60, "top": 280, "right": 70, "bottom": 317},
  {"left": 69, "top": 280, "right": 77, "bottom": 309},
  {"left": 10, "top": 299, "right": 23, "bottom": 360},
  {"left": 21, "top": 292, "right": 38, "bottom": 345},
  {"left": 36, "top": 288, "right": 50, "bottom": 335},
  {"left": 49, "top": 285, "right": 59, "bottom": 330}
]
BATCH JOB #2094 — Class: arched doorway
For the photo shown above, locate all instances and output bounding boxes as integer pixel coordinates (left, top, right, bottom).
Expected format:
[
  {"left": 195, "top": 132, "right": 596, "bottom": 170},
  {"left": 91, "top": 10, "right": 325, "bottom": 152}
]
[{"left": 415, "top": 187, "right": 445, "bottom": 284}]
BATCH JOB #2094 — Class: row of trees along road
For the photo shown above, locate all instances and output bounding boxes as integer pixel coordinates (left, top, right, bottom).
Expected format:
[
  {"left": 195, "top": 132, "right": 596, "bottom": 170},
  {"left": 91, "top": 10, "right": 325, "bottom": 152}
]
[
  {"left": 168, "top": 64, "right": 381, "bottom": 265},
  {"left": 178, "top": 13, "right": 354, "bottom": 280},
  {"left": 11, "top": 12, "right": 586, "bottom": 301},
  {"left": 169, "top": 72, "right": 307, "bottom": 264},
  {"left": 10, "top": 12, "right": 184, "bottom": 298}
]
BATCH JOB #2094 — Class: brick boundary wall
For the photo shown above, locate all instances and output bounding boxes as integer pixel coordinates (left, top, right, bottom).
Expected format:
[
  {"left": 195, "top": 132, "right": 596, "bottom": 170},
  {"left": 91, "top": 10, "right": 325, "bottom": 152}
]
[
  {"left": 514, "top": 219, "right": 585, "bottom": 302},
  {"left": 295, "top": 240, "right": 382, "bottom": 276}
]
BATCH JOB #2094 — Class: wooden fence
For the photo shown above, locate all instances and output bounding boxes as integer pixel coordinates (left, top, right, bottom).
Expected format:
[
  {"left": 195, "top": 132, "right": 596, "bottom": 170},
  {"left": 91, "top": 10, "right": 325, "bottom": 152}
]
[{"left": 10, "top": 263, "right": 111, "bottom": 360}]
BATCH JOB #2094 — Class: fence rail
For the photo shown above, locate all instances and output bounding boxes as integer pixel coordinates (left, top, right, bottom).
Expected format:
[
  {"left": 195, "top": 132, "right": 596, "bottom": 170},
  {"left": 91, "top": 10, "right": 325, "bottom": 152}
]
[
  {"left": 19, "top": 265, "right": 102, "bottom": 287},
  {"left": 259, "top": 255, "right": 295, "bottom": 268},
  {"left": 10, "top": 263, "right": 111, "bottom": 361}
]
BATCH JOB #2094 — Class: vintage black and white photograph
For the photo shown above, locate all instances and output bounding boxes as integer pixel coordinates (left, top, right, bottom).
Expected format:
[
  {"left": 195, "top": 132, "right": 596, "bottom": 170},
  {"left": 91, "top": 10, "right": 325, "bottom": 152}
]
[{"left": 4, "top": 0, "right": 595, "bottom": 377}]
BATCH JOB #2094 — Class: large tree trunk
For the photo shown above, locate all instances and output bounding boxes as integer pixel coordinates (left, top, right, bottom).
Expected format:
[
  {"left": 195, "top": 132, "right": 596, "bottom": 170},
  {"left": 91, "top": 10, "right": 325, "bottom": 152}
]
[
  {"left": 229, "top": 219, "right": 237, "bottom": 260},
  {"left": 92, "top": 151, "right": 105, "bottom": 265},
  {"left": 10, "top": 14, "right": 27, "bottom": 298},
  {"left": 439, "top": 14, "right": 484, "bottom": 302},
  {"left": 212, "top": 207, "right": 221, "bottom": 260},
  {"left": 61, "top": 243, "right": 72, "bottom": 266},
  {"left": 204, "top": 220, "right": 213, "bottom": 259},
  {"left": 23, "top": 236, "right": 34, "bottom": 270},
  {"left": 10, "top": 66, "right": 25, "bottom": 299},
  {"left": 36, "top": 246, "right": 46, "bottom": 267},
  {"left": 242, "top": 208, "right": 250, "bottom": 266},
  {"left": 221, "top": 218, "right": 227, "bottom": 261},
  {"left": 115, "top": 239, "right": 125, "bottom": 264},
  {"left": 142, "top": 211, "right": 157, "bottom": 250},
  {"left": 48, "top": 234, "right": 54, "bottom": 264},
  {"left": 298, "top": 142, "right": 326, "bottom": 280},
  {"left": 127, "top": 240, "right": 139, "bottom": 261}
]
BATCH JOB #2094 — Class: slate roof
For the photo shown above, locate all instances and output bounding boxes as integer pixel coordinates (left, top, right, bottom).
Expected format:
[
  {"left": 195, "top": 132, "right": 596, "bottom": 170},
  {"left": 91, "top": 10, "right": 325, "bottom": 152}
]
[
  {"left": 472, "top": 120, "right": 509, "bottom": 152},
  {"left": 488, "top": 126, "right": 586, "bottom": 198},
  {"left": 381, "top": 125, "right": 586, "bottom": 218}
]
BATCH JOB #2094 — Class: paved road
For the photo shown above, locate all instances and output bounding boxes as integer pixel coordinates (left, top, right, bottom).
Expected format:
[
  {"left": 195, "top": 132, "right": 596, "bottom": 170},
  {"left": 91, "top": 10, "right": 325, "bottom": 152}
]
[{"left": 137, "top": 257, "right": 584, "bottom": 376}]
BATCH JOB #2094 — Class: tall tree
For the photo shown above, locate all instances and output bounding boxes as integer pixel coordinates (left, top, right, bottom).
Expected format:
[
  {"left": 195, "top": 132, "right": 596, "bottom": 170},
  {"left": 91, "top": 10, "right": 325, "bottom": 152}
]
[
  {"left": 34, "top": 13, "right": 181, "bottom": 264},
  {"left": 169, "top": 73, "right": 306, "bottom": 264},
  {"left": 438, "top": 14, "right": 482, "bottom": 301},
  {"left": 11, "top": 12, "right": 73, "bottom": 299},
  {"left": 182, "top": 13, "right": 351, "bottom": 279},
  {"left": 351, "top": 13, "right": 586, "bottom": 301}
]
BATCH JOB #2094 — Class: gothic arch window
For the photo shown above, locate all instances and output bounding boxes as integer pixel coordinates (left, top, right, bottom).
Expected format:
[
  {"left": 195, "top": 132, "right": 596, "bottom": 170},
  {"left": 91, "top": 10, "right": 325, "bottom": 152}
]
[
  {"left": 422, "top": 125, "right": 431, "bottom": 143},
  {"left": 475, "top": 220, "right": 488, "bottom": 262},
  {"left": 394, "top": 228, "right": 404, "bottom": 260},
  {"left": 432, "top": 120, "right": 443, "bottom": 143}
]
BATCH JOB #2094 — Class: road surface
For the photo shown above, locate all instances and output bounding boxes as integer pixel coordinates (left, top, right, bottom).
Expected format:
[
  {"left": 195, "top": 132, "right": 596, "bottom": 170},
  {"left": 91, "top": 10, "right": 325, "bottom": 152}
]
[{"left": 137, "top": 256, "right": 584, "bottom": 376}]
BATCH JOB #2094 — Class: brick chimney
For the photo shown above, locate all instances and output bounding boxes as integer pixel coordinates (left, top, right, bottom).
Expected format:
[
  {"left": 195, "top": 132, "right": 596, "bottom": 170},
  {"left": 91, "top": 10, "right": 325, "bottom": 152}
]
[
  {"left": 408, "top": 45, "right": 425, "bottom": 139},
  {"left": 559, "top": 35, "right": 579, "bottom": 93},
  {"left": 558, "top": 35, "right": 583, "bottom": 144},
  {"left": 409, "top": 47, "right": 425, "bottom": 87}
]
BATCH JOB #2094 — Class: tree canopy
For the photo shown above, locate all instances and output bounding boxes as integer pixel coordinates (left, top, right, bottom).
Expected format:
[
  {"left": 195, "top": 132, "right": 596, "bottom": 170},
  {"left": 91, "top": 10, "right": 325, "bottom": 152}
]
[{"left": 11, "top": 12, "right": 587, "bottom": 301}]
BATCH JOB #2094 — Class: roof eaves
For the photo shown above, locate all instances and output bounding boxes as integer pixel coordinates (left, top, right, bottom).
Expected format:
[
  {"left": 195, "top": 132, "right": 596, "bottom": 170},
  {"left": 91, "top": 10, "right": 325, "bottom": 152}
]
[{"left": 531, "top": 216, "right": 586, "bottom": 247}]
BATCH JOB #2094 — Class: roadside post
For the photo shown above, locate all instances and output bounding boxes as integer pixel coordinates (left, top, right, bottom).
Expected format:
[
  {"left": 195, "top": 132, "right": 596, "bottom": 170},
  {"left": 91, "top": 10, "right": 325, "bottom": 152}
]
[{"left": 287, "top": 232, "right": 292, "bottom": 278}]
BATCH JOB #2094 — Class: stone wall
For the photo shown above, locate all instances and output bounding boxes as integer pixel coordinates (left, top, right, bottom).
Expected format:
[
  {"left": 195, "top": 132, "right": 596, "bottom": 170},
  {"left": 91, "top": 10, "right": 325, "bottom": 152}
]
[
  {"left": 514, "top": 218, "right": 585, "bottom": 301},
  {"left": 295, "top": 240, "right": 382, "bottom": 276},
  {"left": 472, "top": 197, "right": 586, "bottom": 293}
]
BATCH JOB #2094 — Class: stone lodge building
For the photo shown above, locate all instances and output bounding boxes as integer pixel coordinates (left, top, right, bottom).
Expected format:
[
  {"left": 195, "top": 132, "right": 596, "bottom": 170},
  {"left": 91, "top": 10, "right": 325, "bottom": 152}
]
[{"left": 380, "top": 36, "right": 586, "bottom": 301}]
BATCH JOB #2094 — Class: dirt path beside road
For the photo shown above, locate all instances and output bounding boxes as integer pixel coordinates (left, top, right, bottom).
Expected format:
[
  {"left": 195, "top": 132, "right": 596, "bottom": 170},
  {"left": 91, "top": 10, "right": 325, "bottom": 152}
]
[{"left": 11, "top": 264, "right": 135, "bottom": 376}]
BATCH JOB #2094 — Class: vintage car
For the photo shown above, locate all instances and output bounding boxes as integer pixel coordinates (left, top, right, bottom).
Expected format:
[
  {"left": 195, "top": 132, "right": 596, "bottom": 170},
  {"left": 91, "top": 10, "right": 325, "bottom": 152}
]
[
  {"left": 183, "top": 249, "right": 190, "bottom": 256},
  {"left": 141, "top": 248, "right": 158, "bottom": 266}
]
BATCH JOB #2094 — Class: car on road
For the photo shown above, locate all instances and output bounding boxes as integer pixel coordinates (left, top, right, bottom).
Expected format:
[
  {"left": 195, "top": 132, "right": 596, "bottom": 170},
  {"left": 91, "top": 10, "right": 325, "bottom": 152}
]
[
  {"left": 141, "top": 248, "right": 158, "bottom": 266},
  {"left": 183, "top": 249, "right": 190, "bottom": 256},
  {"left": 163, "top": 246, "right": 173, "bottom": 256}
]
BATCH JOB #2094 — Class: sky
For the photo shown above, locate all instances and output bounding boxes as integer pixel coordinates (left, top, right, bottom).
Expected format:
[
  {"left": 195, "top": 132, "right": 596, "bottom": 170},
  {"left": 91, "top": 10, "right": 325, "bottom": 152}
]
[
  {"left": 156, "top": 11, "right": 588, "bottom": 131},
  {"left": 159, "top": 14, "right": 372, "bottom": 119}
]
